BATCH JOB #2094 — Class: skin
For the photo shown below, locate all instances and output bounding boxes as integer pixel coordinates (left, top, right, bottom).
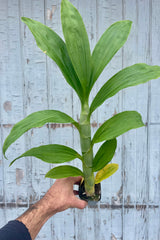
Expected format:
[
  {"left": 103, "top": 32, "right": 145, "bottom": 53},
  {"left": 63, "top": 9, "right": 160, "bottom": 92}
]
[{"left": 17, "top": 176, "right": 87, "bottom": 240}]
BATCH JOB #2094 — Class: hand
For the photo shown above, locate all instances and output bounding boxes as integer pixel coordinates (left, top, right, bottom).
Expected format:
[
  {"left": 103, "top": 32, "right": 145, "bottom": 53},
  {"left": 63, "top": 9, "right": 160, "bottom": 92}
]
[
  {"left": 43, "top": 176, "right": 88, "bottom": 217},
  {"left": 17, "top": 176, "right": 87, "bottom": 240}
]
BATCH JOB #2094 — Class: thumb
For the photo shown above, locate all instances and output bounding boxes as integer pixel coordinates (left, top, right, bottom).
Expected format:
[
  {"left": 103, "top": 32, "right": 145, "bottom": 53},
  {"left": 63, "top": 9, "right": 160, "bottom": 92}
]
[{"left": 71, "top": 196, "right": 88, "bottom": 209}]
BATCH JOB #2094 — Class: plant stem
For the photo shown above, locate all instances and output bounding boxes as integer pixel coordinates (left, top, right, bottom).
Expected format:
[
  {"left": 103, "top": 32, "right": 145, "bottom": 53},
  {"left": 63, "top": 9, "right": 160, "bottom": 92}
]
[{"left": 80, "top": 102, "right": 95, "bottom": 196}]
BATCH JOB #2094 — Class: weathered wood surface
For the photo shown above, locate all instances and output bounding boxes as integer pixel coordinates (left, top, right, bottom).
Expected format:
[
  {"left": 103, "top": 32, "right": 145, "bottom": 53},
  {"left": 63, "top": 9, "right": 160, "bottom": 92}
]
[{"left": 0, "top": 0, "right": 160, "bottom": 239}]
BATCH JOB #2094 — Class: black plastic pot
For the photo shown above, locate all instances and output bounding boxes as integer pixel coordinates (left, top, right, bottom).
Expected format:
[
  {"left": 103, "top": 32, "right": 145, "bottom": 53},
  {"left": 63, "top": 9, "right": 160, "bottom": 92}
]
[{"left": 79, "top": 180, "right": 101, "bottom": 202}]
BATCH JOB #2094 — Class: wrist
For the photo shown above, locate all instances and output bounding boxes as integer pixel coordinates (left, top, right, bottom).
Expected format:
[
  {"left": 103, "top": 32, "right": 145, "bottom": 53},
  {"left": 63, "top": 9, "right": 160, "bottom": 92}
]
[
  {"left": 38, "top": 195, "right": 58, "bottom": 219},
  {"left": 16, "top": 199, "right": 56, "bottom": 240}
]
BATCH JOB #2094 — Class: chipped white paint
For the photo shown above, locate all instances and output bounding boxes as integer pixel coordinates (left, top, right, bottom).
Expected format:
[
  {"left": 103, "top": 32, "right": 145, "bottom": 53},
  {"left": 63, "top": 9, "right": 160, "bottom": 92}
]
[
  {"left": 16, "top": 168, "right": 24, "bottom": 186},
  {"left": 111, "top": 233, "right": 117, "bottom": 240},
  {"left": 0, "top": 0, "right": 160, "bottom": 239}
]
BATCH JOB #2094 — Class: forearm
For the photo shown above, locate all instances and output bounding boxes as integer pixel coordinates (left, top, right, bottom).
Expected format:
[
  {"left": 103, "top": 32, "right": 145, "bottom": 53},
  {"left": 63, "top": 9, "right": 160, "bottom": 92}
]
[
  {"left": 16, "top": 177, "right": 87, "bottom": 240},
  {"left": 16, "top": 197, "right": 57, "bottom": 240}
]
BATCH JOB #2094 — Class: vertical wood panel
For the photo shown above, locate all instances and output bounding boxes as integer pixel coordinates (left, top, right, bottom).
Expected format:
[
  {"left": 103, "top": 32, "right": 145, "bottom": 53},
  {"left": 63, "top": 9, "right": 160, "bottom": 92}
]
[
  {"left": 0, "top": 0, "right": 28, "bottom": 207},
  {"left": 148, "top": 208, "right": 160, "bottom": 240},
  {"left": 122, "top": 0, "right": 150, "bottom": 239},
  {"left": 0, "top": 128, "right": 3, "bottom": 202},
  {"left": 95, "top": 1, "right": 124, "bottom": 239},
  {"left": 150, "top": 0, "right": 160, "bottom": 123},
  {"left": 149, "top": 126, "right": 160, "bottom": 204},
  {"left": 44, "top": 0, "right": 77, "bottom": 238},
  {"left": 96, "top": 0, "right": 123, "bottom": 207},
  {"left": 0, "top": 0, "right": 24, "bottom": 125},
  {"left": 73, "top": 1, "right": 98, "bottom": 239}
]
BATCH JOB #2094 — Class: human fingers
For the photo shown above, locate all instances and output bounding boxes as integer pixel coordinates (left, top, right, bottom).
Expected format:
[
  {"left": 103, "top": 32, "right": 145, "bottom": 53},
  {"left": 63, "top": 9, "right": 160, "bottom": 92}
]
[
  {"left": 70, "top": 176, "right": 83, "bottom": 185},
  {"left": 70, "top": 196, "right": 88, "bottom": 209}
]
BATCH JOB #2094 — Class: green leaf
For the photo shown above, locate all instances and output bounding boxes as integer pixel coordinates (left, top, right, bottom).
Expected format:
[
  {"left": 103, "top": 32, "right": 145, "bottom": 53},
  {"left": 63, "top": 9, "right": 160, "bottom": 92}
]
[
  {"left": 9, "top": 144, "right": 82, "bottom": 166},
  {"left": 45, "top": 165, "right": 84, "bottom": 179},
  {"left": 92, "top": 139, "right": 117, "bottom": 172},
  {"left": 61, "top": 0, "right": 91, "bottom": 95},
  {"left": 90, "top": 20, "right": 132, "bottom": 90},
  {"left": 90, "top": 64, "right": 160, "bottom": 114},
  {"left": 21, "top": 17, "right": 84, "bottom": 102},
  {"left": 92, "top": 111, "right": 145, "bottom": 144},
  {"left": 95, "top": 163, "right": 119, "bottom": 184},
  {"left": 3, "top": 110, "right": 79, "bottom": 158}
]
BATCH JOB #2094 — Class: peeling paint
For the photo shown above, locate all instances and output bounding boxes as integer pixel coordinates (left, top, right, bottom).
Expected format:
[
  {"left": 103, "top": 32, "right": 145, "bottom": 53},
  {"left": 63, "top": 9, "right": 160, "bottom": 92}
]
[
  {"left": 103, "top": 219, "right": 107, "bottom": 225},
  {"left": 3, "top": 101, "right": 12, "bottom": 112},
  {"left": 46, "top": 5, "right": 56, "bottom": 20},
  {"left": 126, "top": 195, "right": 131, "bottom": 204},
  {"left": 0, "top": 202, "right": 159, "bottom": 210},
  {"left": 92, "top": 121, "right": 97, "bottom": 128},
  {"left": 76, "top": 114, "right": 80, "bottom": 122},
  {"left": 52, "top": 5, "right": 56, "bottom": 14},
  {"left": 2, "top": 124, "right": 13, "bottom": 128},
  {"left": 116, "top": 185, "right": 123, "bottom": 204},
  {"left": 113, "top": 108, "right": 117, "bottom": 116},
  {"left": 24, "top": 24, "right": 26, "bottom": 38},
  {"left": 16, "top": 168, "right": 24, "bottom": 185},
  {"left": 111, "top": 233, "right": 117, "bottom": 240},
  {"left": 47, "top": 123, "right": 61, "bottom": 129}
]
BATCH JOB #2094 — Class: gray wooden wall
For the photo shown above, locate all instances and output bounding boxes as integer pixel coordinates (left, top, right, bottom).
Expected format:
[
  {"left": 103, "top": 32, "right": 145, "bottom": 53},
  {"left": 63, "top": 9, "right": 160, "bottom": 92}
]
[{"left": 0, "top": 0, "right": 160, "bottom": 239}]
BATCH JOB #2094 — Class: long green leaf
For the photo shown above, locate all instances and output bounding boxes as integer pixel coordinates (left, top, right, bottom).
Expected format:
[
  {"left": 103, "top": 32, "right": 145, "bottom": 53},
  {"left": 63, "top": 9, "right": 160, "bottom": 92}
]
[
  {"left": 9, "top": 144, "right": 82, "bottom": 166},
  {"left": 3, "top": 110, "right": 79, "bottom": 158},
  {"left": 90, "top": 64, "right": 160, "bottom": 114},
  {"left": 45, "top": 165, "right": 84, "bottom": 179},
  {"left": 92, "top": 139, "right": 117, "bottom": 172},
  {"left": 92, "top": 111, "right": 144, "bottom": 144},
  {"left": 90, "top": 20, "right": 132, "bottom": 90},
  {"left": 21, "top": 17, "right": 84, "bottom": 102},
  {"left": 95, "top": 163, "right": 119, "bottom": 184},
  {"left": 61, "top": 0, "right": 91, "bottom": 95}
]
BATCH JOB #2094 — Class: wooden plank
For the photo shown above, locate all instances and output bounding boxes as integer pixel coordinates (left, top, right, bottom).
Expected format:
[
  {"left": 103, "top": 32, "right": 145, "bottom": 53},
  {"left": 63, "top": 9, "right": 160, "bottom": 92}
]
[
  {"left": 75, "top": 207, "right": 113, "bottom": 240},
  {"left": 0, "top": 0, "right": 24, "bottom": 125},
  {"left": 148, "top": 207, "right": 160, "bottom": 240},
  {"left": 44, "top": 0, "right": 77, "bottom": 239},
  {"left": 0, "top": 207, "right": 27, "bottom": 228},
  {"left": 95, "top": 207, "right": 111, "bottom": 240},
  {"left": 72, "top": 1, "right": 97, "bottom": 240},
  {"left": 150, "top": 0, "right": 160, "bottom": 123},
  {"left": 111, "top": 209, "right": 123, "bottom": 240},
  {"left": 51, "top": 212, "right": 66, "bottom": 239},
  {"left": 19, "top": 0, "right": 50, "bottom": 206},
  {"left": 135, "top": 0, "right": 150, "bottom": 205},
  {"left": 122, "top": 0, "right": 150, "bottom": 239},
  {"left": 135, "top": 207, "right": 148, "bottom": 240},
  {"left": 0, "top": 209, "right": 6, "bottom": 228},
  {"left": 0, "top": 127, "right": 4, "bottom": 203},
  {"left": 95, "top": 1, "right": 123, "bottom": 238},
  {"left": 123, "top": 207, "right": 148, "bottom": 240},
  {"left": 149, "top": 125, "right": 160, "bottom": 204},
  {"left": 72, "top": 0, "right": 97, "bottom": 170},
  {"left": 0, "top": 0, "right": 29, "bottom": 207},
  {"left": 37, "top": 218, "right": 52, "bottom": 239},
  {"left": 75, "top": 207, "right": 88, "bottom": 240},
  {"left": 95, "top": 0, "right": 123, "bottom": 210},
  {"left": 0, "top": 207, "right": 53, "bottom": 240},
  {"left": 122, "top": 0, "right": 149, "bottom": 204}
]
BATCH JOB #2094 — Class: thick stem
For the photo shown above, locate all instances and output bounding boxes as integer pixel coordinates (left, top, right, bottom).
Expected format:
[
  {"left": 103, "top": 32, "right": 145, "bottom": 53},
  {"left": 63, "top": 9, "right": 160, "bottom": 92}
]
[{"left": 80, "top": 102, "right": 95, "bottom": 196}]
